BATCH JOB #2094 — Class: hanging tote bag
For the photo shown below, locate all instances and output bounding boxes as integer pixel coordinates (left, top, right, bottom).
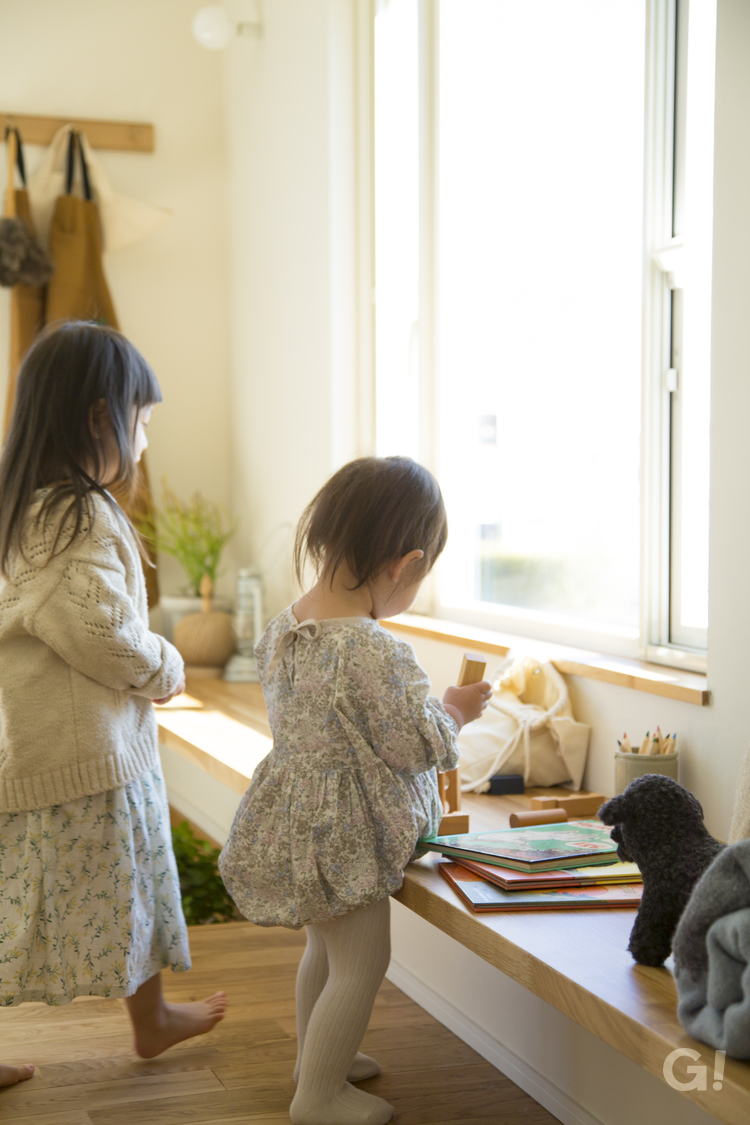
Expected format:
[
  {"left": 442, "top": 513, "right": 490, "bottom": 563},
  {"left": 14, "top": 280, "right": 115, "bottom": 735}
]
[
  {"left": 457, "top": 656, "right": 590, "bottom": 792},
  {"left": 78, "top": 131, "right": 172, "bottom": 253},
  {"left": 2, "top": 127, "right": 49, "bottom": 434},
  {"left": 27, "top": 124, "right": 172, "bottom": 253},
  {"left": 43, "top": 131, "right": 160, "bottom": 607}
]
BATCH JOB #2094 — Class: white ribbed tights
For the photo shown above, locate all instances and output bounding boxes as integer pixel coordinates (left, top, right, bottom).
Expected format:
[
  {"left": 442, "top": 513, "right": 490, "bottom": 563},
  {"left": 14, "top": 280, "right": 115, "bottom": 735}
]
[{"left": 289, "top": 896, "right": 393, "bottom": 1125}]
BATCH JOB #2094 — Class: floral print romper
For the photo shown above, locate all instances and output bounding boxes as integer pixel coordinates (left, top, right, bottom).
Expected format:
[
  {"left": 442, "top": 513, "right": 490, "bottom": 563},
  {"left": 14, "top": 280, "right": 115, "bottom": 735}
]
[{"left": 219, "top": 610, "right": 459, "bottom": 929}]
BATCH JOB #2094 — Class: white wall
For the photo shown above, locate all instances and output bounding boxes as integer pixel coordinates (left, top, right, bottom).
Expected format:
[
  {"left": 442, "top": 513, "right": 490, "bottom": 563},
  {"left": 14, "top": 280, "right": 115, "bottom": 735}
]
[
  {"left": 0, "top": 0, "right": 235, "bottom": 596},
  {"left": 222, "top": 0, "right": 363, "bottom": 615}
]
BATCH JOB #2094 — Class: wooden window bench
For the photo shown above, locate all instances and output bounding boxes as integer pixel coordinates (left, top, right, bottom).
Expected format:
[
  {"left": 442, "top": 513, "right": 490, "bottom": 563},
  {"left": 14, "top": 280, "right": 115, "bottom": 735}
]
[{"left": 157, "top": 678, "right": 747, "bottom": 1125}]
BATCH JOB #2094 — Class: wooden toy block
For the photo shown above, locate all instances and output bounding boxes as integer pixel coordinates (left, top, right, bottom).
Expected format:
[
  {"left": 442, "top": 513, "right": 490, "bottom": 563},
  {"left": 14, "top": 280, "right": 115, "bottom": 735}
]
[
  {"left": 444, "top": 767, "right": 461, "bottom": 813},
  {"left": 437, "top": 812, "right": 470, "bottom": 835},
  {"left": 439, "top": 765, "right": 463, "bottom": 814},
  {"left": 435, "top": 653, "right": 488, "bottom": 833},
  {"left": 458, "top": 652, "right": 488, "bottom": 688},
  {"left": 530, "top": 793, "right": 606, "bottom": 816},
  {"left": 437, "top": 770, "right": 447, "bottom": 810},
  {"left": 554, "top": 793, "right": 606, "bottom": 817}
]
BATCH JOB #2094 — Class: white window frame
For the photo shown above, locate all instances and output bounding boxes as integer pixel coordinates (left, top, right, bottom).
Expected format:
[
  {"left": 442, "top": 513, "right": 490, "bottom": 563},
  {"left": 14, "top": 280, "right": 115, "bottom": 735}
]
[{"left": 369, "top": 0, "right": 709, "bottom": 669}]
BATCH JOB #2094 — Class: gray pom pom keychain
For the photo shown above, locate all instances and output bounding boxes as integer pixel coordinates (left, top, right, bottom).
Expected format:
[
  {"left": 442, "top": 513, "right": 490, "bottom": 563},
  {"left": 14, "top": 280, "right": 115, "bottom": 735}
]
[{"left": 0, "top": 127, "right": 54, "bottom": 288}]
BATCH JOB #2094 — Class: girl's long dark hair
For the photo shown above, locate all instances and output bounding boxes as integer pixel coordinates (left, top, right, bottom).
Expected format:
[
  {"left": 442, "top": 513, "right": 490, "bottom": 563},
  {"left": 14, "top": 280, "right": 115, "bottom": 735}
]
[{"left": 0, "top": 321, "right": 162, "bottom": 576}]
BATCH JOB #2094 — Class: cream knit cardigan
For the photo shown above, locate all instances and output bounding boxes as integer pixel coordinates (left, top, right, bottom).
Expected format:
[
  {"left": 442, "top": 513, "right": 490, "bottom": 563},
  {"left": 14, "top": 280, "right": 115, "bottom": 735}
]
[{"left": 0, "top": 490, "right": 184, "bottom": 813}]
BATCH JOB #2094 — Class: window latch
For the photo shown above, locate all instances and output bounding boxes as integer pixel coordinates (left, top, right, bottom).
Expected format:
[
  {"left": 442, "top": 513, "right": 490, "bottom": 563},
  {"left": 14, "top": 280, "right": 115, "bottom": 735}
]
[
  {"left": 653, "top": 237, "right": 685, "bottom": 290},
  {"left": 665, "top": 368, "right": 679, "bottom": 393}
]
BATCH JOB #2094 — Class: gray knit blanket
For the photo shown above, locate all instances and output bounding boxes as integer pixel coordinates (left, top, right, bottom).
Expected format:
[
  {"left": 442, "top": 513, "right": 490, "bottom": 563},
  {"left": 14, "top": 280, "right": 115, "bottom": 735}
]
[{"left": 673, "top": 839, "right": 750, "bottom": 1057}]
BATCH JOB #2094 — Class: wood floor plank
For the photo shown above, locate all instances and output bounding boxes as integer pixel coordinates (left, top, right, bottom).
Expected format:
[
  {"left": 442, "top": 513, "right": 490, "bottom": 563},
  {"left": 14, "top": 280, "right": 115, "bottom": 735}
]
[
  {"left": 388, "top": 1081, "right": 555, "bottom": 1124},
  {"left": 86, "top": 1086, "right": 291, "bottom": 1124},
  {"left": 273, "top": 1009, "right": 436, "bottom": 1037},
  {"left": 0, "top": 1030, "right": 135, "bottom": 1062},
  {"left": 0, "top": 1113, "right": 93, "bottom": 1125},
  {"left": 186, "top": 1117, "right": 290, "bottom": 1125},
  {"left": 16, "top": 1050, "right": 227, "bottom": 1090},
  {"left": 0, "top": 920, "right": 556, "bottom": 1125},
  {"left": 0, "top": 1069, "right": 224, "bottom": 1118},
  {"left": 361, "top": 1039, "right": 494, "bottom": 1074}
]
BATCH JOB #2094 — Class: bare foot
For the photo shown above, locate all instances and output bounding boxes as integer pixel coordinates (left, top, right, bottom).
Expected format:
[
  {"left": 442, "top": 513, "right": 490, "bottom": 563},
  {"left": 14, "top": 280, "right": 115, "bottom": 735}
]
[
  {"left": 133, "top": 993, "right": 227, "bottom": 1059},
  {"left": 0, "top": 1064, "right": 34, "bottom": 1089}
]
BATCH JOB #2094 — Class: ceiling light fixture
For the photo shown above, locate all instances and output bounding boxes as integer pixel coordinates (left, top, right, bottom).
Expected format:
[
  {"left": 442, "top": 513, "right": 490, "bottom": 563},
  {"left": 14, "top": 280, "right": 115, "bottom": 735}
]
[{"left": 192, "top": 4, "right": 262, "bottom": 50}]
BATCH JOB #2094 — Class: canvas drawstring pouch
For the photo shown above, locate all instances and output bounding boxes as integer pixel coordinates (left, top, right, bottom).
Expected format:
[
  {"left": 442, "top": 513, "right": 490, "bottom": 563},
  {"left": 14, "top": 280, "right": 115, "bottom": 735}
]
[{"left": 457, "top": 655, "right": 590, "bottom": 792}]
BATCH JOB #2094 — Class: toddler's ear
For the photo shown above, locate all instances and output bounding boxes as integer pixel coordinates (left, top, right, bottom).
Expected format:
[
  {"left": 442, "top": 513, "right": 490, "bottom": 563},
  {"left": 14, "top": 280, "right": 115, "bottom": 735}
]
[{"left": 390, "top": 549, "right": 424, "bottom": 584}]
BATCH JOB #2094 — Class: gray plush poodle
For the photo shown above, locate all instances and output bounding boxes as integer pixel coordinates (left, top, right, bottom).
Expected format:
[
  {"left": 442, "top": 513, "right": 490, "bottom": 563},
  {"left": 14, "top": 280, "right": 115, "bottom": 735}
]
[{"left": 598, "top": 775, "right": 724, "bottom": 967}]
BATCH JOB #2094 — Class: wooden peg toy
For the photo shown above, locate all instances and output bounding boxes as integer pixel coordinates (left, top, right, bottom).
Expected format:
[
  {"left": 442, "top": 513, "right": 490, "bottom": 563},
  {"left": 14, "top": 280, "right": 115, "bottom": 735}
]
[
  {"left": 530, "top": 792, "right": 606, "bottom": 817},
  {"left": 437, "top": 652, "right": 487, "bottom": 835},
  {"left": 509, "top": 809, "right": 568, "bottom": 828}
]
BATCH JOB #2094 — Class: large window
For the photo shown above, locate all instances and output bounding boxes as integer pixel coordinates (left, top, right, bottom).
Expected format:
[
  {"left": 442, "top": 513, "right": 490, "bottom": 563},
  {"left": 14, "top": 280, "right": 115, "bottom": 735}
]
[{"left": 374, "top": 0, "right": 712, "bottom": 666}]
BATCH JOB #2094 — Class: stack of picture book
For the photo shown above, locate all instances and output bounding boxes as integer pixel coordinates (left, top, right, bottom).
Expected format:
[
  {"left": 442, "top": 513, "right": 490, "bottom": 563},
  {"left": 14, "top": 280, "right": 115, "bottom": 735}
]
[{"left": 419, "top": 820, "right": 643, "bottom": 913}]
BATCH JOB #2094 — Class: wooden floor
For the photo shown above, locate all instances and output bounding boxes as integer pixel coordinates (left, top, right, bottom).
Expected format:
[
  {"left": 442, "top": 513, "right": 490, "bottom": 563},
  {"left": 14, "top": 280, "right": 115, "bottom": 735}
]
[{"left": 0, "top": 921, "right": 557, "bottom": 1125}]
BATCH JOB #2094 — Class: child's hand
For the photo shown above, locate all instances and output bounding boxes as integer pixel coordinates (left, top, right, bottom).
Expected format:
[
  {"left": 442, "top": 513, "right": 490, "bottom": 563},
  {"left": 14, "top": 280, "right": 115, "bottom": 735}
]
[
  {"left": 442, "top": 681, "right": 493, "bottom": 731},
  {"left": 154, "top": 674, "right": 187, "bottom": 706}
]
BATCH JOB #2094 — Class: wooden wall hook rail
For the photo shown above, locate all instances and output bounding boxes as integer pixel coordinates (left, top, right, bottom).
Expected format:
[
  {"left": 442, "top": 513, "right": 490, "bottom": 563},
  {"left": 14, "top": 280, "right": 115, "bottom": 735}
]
[{"left": 1, "top": 112, "right": 154, "bottom": 153}]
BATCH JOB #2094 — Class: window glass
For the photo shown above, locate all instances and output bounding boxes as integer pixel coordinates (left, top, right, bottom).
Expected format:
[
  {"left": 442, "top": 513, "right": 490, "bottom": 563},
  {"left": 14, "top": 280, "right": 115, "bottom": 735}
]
[
  {"left": 669, "top": 0, "right": 713, "bottom": 649},
  {"left": 437, "top": 0, "right": 647, "bottom": 638},
  {"left": 374, "top": 0, "right": 420, "bottom": 462}
]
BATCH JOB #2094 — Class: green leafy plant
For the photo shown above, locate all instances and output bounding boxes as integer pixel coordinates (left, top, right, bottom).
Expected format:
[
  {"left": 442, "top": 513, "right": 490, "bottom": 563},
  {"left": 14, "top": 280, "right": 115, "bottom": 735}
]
[
  {"left": 171, "top": 820, "right": 238, "bottom": 925},
  {"left": 143, "top": 481, "right": 237, "bottom": 596}
]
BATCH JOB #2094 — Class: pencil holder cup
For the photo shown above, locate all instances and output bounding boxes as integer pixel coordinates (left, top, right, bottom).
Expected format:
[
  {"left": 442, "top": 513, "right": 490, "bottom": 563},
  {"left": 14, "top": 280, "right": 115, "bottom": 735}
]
[{"left": 615, "top": 751, "right": 678, "bottom": 794}]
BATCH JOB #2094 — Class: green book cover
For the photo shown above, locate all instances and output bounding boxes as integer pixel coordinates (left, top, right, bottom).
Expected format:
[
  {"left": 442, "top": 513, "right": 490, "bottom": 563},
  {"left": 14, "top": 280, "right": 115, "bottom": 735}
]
[{"left": 420, "top": 818, "right": 618, "bottom": 872}]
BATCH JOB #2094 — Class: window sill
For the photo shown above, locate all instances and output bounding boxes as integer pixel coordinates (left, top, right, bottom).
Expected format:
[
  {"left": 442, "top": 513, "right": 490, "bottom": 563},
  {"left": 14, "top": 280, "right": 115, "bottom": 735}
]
[{"left": 382, "top": 613, "right": 710, "bottom": 706}]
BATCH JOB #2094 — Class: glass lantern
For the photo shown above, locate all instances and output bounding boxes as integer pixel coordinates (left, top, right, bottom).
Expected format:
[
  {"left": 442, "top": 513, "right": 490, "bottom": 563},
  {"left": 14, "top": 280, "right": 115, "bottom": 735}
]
[{"left": 223, "top": 568, "right": 263, "bottom": 682}]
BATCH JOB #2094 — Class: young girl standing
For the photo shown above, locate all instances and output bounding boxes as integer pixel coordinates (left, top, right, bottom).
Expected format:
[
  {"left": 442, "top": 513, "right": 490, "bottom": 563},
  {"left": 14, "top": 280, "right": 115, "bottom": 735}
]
[
  {"left": 219, "top": 456, "right": 492, "bottom": 1125},
  {"left": 0, "top": 322, "right": 226, "bottom": 1072}
]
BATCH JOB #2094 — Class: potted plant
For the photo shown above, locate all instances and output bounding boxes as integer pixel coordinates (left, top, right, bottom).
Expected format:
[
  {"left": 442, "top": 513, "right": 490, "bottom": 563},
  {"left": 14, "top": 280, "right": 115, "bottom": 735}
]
[
  {"left": 171, "top": 820, "right": 238, "bottom": 925},
  {"left": 143, "top": 482, "right": 237, "bottom": 641}
]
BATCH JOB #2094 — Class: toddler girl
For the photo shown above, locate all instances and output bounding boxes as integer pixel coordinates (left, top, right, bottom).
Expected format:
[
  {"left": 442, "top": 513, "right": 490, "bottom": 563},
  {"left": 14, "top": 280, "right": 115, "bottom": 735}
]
[
  {"left": 0, "top": 322, "right": 225, "bottom": 1073},
  {"left": 219, "top": 456, "right": 491, "bottom": 1125}
]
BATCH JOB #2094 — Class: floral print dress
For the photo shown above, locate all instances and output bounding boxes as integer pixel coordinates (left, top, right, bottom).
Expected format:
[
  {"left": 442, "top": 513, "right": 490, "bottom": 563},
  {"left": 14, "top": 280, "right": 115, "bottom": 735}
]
[
  {"left": 0, "top": 759, "right": 190, "bottom": 1006},
  {"left": 219, "top": 610, "right": 459, "bottom": 929}
]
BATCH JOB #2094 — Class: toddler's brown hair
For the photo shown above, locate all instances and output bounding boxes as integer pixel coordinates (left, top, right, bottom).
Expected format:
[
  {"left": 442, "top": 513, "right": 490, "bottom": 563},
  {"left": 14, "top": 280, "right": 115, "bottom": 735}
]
[{"left": 294, "top": 456, "right": 448, "bottom": 590}]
